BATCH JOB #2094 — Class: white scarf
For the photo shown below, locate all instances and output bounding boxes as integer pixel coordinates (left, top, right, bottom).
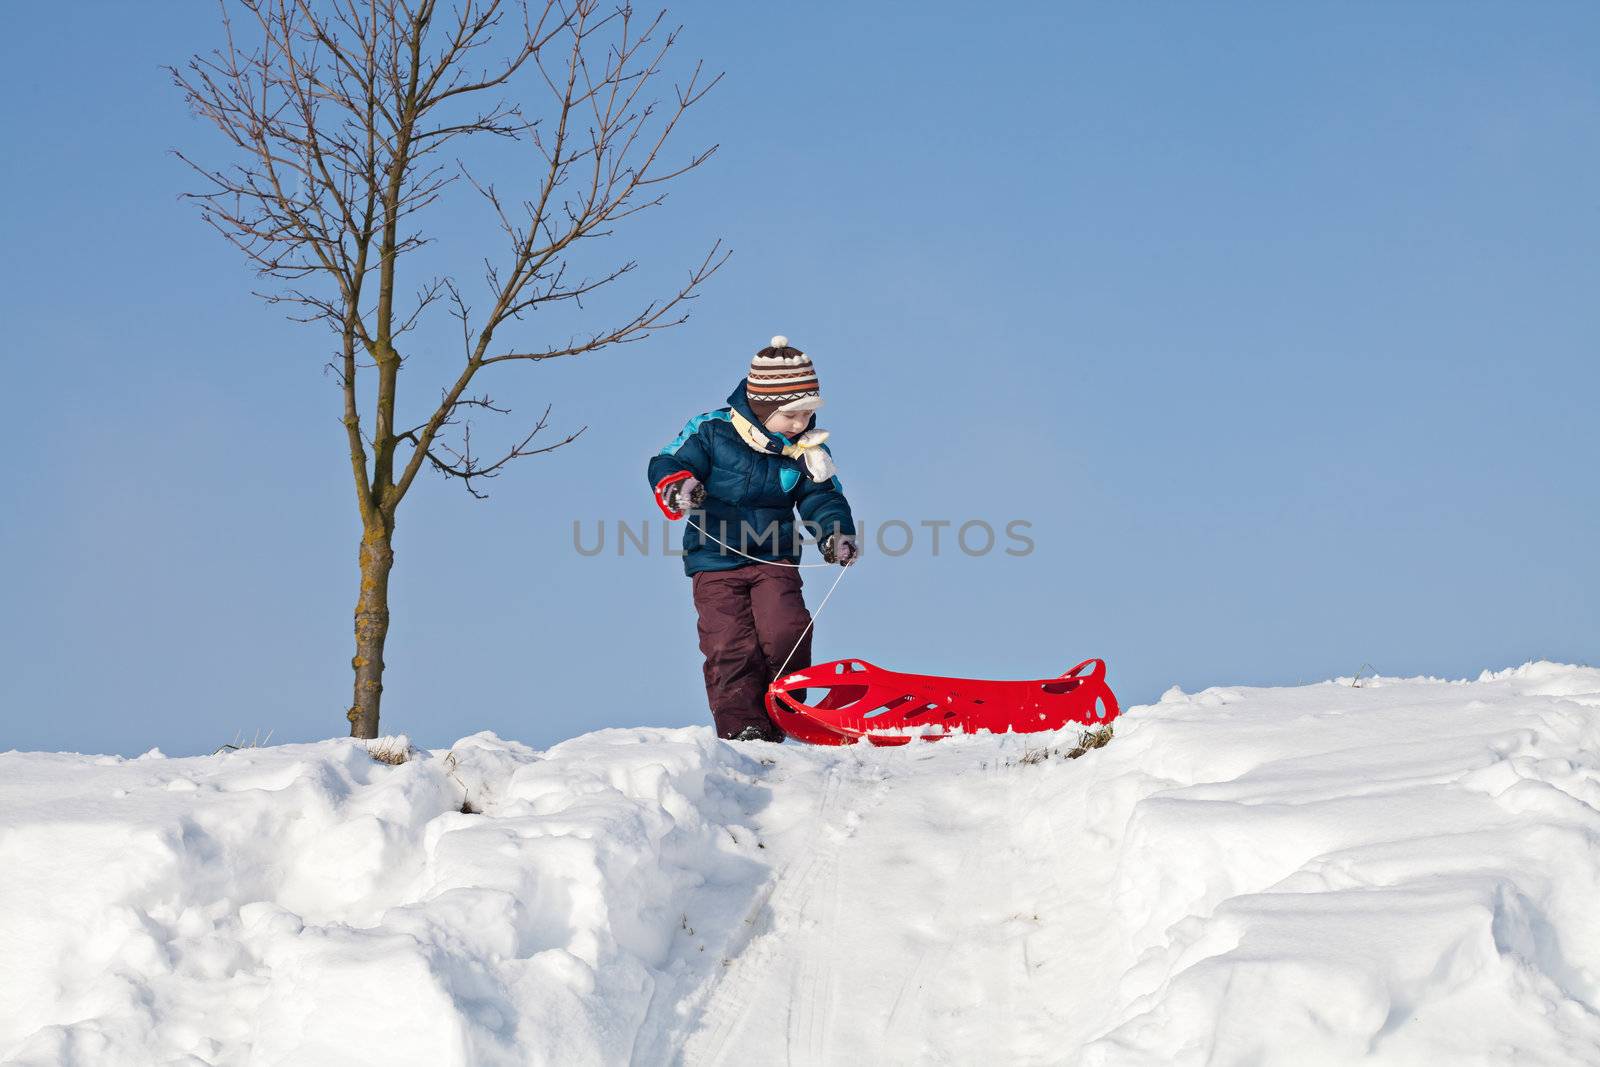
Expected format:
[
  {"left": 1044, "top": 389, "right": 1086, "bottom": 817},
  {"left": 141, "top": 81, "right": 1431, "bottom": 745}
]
[{"left": 729, "top": 410, "right": 838, "bottom": 483}]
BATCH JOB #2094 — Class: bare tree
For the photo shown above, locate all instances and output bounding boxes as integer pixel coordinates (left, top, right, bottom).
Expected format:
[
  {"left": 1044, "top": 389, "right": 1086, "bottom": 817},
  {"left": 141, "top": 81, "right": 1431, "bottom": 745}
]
[{"left": 172, "top": 0, "right": 723, "bottom": 737}]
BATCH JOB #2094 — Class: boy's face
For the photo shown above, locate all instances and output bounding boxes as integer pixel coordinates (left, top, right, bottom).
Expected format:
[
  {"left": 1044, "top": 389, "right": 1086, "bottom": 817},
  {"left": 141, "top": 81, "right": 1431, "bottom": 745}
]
[{"left": 762, "top": 408, "right": 811, "bottom": 438}]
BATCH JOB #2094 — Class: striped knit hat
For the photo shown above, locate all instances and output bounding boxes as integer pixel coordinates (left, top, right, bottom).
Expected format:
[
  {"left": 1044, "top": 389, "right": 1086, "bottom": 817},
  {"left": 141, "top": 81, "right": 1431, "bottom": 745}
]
[{"left": 746, "top": 335, "right": 823, "bottom": 421}]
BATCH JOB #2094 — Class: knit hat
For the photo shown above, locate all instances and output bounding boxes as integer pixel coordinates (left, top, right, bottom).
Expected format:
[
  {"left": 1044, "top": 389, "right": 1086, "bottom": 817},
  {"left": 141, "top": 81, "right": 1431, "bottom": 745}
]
[{"left": 746, "top": 335, "right": 823, "bottom": 422}]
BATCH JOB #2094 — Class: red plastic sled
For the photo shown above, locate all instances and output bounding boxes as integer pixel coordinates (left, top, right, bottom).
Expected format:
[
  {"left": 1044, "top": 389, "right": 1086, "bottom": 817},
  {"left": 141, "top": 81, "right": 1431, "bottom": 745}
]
[{"left": 766, "top": 657, "right": 1120, "bottom": 746}]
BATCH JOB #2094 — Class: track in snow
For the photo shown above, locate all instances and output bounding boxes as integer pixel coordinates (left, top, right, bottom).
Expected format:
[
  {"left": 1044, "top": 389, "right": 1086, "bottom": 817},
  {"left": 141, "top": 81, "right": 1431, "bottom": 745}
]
[{"left": 678, "top": 736, "right": 1122, "bottom": 1066}]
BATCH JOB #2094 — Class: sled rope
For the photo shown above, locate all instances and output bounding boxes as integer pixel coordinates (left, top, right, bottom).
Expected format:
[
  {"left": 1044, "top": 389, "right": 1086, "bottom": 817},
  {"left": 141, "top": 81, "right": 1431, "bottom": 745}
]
[
  {"left": 775, "top": 560, "right": 851, "bottom": 680},
  {"left": 680, "top": 514, "right": 854, "bottom": 679},
  {"left": 684, "top": 516, "right": 838, "bottom": 569}
]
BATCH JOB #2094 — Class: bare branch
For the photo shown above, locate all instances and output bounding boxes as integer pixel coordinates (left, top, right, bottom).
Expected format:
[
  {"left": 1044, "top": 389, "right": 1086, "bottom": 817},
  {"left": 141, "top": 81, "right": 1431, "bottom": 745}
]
[
  {"left": 405, "top": 403, "right": 586, "bottom": 499},
  {"left": 176, "top": 0, "right": 723, "bottom": 518}
]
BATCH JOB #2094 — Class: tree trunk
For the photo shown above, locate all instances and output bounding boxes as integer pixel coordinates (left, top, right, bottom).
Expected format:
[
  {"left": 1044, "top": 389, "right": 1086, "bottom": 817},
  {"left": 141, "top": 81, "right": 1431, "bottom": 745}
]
[{"left": 348, "top": 520, "right": 395, "bottom": 738}]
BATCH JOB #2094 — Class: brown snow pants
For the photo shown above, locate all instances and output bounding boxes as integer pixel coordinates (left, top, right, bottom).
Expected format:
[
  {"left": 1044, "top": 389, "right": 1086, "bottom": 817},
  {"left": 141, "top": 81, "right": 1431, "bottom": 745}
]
[{"left": 691, "top": 565, "right": 812, "bottom": 740}]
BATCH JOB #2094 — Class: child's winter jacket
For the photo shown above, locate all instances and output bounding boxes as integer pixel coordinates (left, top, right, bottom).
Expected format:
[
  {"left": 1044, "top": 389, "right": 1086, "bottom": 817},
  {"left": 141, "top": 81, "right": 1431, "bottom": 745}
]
[{"left": 648, "top": 379, "right": 856, "bottom": 575}]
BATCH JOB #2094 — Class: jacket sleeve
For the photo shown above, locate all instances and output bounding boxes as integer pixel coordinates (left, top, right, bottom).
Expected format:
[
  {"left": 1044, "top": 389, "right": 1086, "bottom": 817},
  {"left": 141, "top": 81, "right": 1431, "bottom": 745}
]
[
  {"left": 795, "top": 451, "right": 855, "bottom": 540},
  {"left": 647, "top": 416, "right": 716, "bottom": 517}
]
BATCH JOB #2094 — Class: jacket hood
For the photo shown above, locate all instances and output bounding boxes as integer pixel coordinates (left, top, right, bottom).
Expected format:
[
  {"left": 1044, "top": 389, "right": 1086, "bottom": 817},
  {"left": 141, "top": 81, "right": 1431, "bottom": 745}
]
[{"left": 726, "top": 378, "right": 815, "bottom": 452}]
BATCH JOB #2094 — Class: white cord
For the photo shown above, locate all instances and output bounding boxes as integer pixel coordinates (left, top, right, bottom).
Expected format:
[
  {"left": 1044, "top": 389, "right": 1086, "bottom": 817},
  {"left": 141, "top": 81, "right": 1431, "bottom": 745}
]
[
  {"left": 775, "top": 561, "right": 852, "bottom": 680},
  {"left": 680, "top": 515, "right": 855, "bottom": 680},
  {"left": 684, "top": 516, "right": 838, "bottom": 569}
]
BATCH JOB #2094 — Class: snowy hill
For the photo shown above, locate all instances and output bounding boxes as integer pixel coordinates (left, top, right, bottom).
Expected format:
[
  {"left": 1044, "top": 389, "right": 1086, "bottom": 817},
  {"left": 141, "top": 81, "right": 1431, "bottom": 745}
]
[{"left": 4, "top": 663, "right": 1600, "bottom": 1066}]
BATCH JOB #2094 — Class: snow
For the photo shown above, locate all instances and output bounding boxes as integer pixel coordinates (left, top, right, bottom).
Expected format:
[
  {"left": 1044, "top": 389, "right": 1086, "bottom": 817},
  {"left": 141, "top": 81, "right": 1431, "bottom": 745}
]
[{"left": 4, "top": 662, "right": 1600, "bottom": 1065}]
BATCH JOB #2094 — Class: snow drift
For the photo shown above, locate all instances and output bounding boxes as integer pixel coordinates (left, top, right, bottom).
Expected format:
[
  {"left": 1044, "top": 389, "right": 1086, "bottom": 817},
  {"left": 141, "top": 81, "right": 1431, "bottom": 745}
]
[{"left": 3, "top": 662, "right": 1600, "bottom": 1065}]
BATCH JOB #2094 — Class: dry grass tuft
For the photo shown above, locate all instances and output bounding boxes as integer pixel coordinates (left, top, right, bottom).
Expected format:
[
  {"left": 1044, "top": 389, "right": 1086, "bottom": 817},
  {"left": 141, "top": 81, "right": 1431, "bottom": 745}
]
[
  {"left": 1013, "top": 724, "right": 1115, "bottom": 767},
  {"left": 442, "top": 750, "right": 481, "bottom": 813},
  {"left": 366, "top": 737, "right": 414, "bottom": 765},
  {"left": 214, "top": 728, "right": 275, "bottom": 755},
  {"left": 1066, "top": 724, "right": 1115, "bottom": 759}
]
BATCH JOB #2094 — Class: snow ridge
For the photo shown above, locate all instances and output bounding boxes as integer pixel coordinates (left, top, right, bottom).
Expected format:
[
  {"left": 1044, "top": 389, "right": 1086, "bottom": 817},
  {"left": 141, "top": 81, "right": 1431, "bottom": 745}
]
[{"left": 3, "top": 662, "right": 1599, "bottom": 1065}]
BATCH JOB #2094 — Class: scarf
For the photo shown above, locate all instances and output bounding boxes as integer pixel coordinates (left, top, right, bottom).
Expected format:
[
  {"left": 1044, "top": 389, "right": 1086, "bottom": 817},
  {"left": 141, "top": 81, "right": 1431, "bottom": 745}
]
[{"left": 728, "top": 410, "right": 838, "bottom": 484}]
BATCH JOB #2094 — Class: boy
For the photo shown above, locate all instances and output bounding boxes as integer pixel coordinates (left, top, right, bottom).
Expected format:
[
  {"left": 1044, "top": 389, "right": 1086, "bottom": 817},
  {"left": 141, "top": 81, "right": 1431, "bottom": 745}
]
[{"left": 649, "top": 336, "right": 858, "bottom": 742}]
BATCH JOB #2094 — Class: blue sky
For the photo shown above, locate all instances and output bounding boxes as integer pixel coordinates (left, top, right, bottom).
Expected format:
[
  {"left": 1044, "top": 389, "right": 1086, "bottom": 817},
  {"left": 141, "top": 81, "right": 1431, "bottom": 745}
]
[{"left": 2, "top": 1, "right": 1596, "bottom": 756}]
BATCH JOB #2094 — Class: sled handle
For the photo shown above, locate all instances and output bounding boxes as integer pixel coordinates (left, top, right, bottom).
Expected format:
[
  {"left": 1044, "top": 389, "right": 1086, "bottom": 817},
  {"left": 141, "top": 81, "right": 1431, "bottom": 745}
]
[
  {"left": 1061, "top": 658, "right": 1105, "bottom": 682},
  {"left": 1060, "top": 658, "right": 1119, "bottom": 721}
]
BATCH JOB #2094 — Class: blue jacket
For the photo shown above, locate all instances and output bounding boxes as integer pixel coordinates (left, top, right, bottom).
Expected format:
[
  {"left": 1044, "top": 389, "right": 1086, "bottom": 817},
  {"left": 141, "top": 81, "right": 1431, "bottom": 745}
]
[{"left": 648, "top": 380, "right": 856, "bottom": 576}]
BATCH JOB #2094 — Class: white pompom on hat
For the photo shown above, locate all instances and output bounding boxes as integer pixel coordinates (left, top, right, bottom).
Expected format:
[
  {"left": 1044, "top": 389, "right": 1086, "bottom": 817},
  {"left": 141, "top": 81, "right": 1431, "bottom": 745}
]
[{"left": 747, "top": 334, "right": 824, "bottom": 416}]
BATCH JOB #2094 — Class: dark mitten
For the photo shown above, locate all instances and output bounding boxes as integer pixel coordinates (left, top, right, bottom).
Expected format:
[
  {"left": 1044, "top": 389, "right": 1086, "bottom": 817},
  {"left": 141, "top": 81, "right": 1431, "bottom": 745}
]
[
  {"left": 662, "top": 475, "right": 706, "bottom": 516},
  {"left": 821, "top": 532, "right": 858, "bottom": 566}
]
